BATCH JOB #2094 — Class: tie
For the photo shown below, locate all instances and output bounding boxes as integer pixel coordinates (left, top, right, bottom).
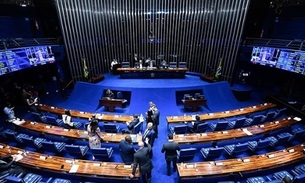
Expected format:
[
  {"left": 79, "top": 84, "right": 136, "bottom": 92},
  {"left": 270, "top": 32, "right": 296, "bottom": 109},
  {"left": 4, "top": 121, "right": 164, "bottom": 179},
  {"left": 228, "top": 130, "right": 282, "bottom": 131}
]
[{"left": 143, "top": 129, "right": 149, "bottom": 139}]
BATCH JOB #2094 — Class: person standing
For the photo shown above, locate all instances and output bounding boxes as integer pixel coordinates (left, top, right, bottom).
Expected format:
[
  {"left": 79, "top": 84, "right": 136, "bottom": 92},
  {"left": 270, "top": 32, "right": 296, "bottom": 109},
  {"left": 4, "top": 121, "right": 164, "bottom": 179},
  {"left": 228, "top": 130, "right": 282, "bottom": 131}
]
[
  {"left": 129, "top": 138, "right": 153, "bottom": 183},
  {"left": 161, "top": 133, "right": 180, "bottom": 176},
  {"left": 119, "top": 135, "right": 136, "bottom": 165},
  {"left": 26, "top": 94, "right": 38, "bottom": 112},
  {"left": 87, "top": 119, "right": 103, "bottom": 160}
]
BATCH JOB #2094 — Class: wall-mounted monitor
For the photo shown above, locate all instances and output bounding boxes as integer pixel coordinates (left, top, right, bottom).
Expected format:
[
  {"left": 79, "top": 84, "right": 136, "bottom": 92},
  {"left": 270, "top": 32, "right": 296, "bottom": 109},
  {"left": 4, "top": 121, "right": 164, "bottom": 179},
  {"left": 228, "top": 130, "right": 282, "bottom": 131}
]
[
  {"left": 0, "top": 46, "right": 55, "bottom": 75},
  {"left": 250, "top": 46, "right": 305, "bottom": 75}
]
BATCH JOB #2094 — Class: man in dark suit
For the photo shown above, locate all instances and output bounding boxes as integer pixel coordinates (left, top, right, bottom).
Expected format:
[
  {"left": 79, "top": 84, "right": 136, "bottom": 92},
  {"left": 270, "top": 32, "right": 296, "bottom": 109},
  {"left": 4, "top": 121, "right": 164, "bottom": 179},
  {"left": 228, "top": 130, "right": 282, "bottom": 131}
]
[
  {"left": 142, "top": 122, "right": 155, "bottom": 159},
  {"left": 152, "top": 107, "right": 160, "bottom": 138},
  {"left": 0, "top": 154, "right": 27, "bottom": 176},
  {"left": 161, "top": 133, "right": 180, "bottom": 176},
  {"left": 188, "top": 115, "right": 204, "bottom": 133},
  {"left": 122, "top": 114, "right": 140, "bottom": 134},
  {"left": 129, "top": 138, "right": 153, "bottom": 183},
  {"left": 119, "top": 135, "right": 136, "bottom": 165}
]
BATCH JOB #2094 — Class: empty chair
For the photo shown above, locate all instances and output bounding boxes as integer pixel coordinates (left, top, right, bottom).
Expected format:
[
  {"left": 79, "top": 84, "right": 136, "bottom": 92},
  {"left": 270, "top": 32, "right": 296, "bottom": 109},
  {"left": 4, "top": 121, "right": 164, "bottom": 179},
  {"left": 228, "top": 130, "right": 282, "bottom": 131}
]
[
  {"left": 176, "top": 148, "right": 197, "bottom": 162},
  {"left": 247, "top": 176, "right": 281, "bottom": 183},
  {"left": 41, "top": 140, "right": 66, "bottom": 153},
  {"left": 178, "top": 62, "right": 187, "bottom": 68},
  {"left": 44, "top": 115, "right": 64, "bottom": 127},
  {"left": 288, "top": 128, "right": 305, "bottom": 141},
  {"left": 248, "top": 138, "right": 271, "bottom": 152},
  {"left": 91, "top": 147, "right": 113, "bottom": 161},
  {"left": 200, "top": 147, "right": 224, "bottom": 160},
  {"left": 169, "top": 124, "right": 187, "bottom": 134},
  {"left": 262, "top": 111, "right": 277, "bottom": 122},
  {"left": 103, "top": 123, "right": 120, "bottom": 133},
  {"left": 6, "top": 173, "right": 42, "bottom": 183},
  {"left": 267, "top": 132, "right": 293, "bottom": 147},
  {"left": 121, "top": 61, "right": 130, "bottom": 68},
  {"left": 194, "top": 93, "right": 201, "bottom": 99},
  {"left": 169, "top": 62, "right": 177, "bottom": 68},
  {"left": 19, "top": 136, "right": 45, "bottom": 149},
  {"left": 51, "top": 178, "right": 72, "bottom": 183},
  {"left": 228, "top": 117, "right": 246, "bottom": 129},
  {"left": 294, "top": 164, "right": 305, "bottom": 174},
  {"left": 224, "top": 143, "right": 248, "bottom": 157},
  {"left": 274, "top": 107, "right": 287, "bottom": 119},
  {"left": 183, "top": 94, "right": 191, "bottom": 100},
  {"left": 31, "top": 112, "right": 45, "bottom": 122},
  {"left": 65, "top": 144, "right": 89, "bottom": 157},
  {"left": 244, "top": 114, "right": 264, "bottom": 126},
  {"left": 190, "top": 123, "right": 208, "bottom": 133},
  {"left": 273, "top": 170, "right": 294, "bottom": 181},
  {"left": 209, "top": 121, "right": 229, "bottom": 132},
  {"left": 116, "top": 91, "right": 127, "bottom": 107},
  {"left": 2, "top": 129, "right": 29, "bottom": 143},
  {"left": 217, "top": 182, "right": 236, "bottom": 183}
]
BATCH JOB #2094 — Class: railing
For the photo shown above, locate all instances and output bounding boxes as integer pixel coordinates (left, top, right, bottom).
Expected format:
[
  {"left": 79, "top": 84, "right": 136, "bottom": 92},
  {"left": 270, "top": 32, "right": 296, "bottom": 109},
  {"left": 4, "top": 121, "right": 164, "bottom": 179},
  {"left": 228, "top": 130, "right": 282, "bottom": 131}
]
[
  {"left": 0, "top": 37, "right": 61, "bottom": 49},
  {"left": 243, "top": 37, "right": 305, "bottom": 51}
]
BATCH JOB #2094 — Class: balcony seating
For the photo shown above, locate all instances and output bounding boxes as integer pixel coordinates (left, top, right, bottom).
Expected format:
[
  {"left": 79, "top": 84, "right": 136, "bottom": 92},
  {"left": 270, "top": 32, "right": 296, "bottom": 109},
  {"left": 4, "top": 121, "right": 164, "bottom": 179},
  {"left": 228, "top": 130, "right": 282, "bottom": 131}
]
[
  {"left": 91, "top": 147, "right": 114, "bottom": 161},
  {"left": 41, "top": 140, "right": 66, "bottom": 153},
  {"left": 169, "top": 124, "right": 188, "bottom": 134},
  {"left": 178, "top": 62, "right": 187, "bottom": 68},
  {"left": 200, "top": 147, "right": 224, "bottom": 160},
  {"left": 169, "top": 62, "right": 177, "bottom": 68},
  {"left": 267, "top": 132, "right": 293, "bottom": 147},
  {"left": 2, "top": 129, "right": 29, "bottom": 143},
  {"left": 6, "top": 173, "right": 42, "bottom": 183},
  {"left": 262, "top": 111, "right": 277, "bottom": 122},
  {"left": 19, "top": 136, "right": 45, "bottom": 149},
  {"left": 224, "top": 143, "right": 248, "bottom": 157},
  {"left": 190, "top": 123, "right": 208, "bottom": 133},
  {"left": 244, "top": 114, "right": 264, "bottom": 126},
  {"left": 228, "top": 117, "right": 246, "bottom": 129},
  {"left": 65, "top": 144, "right": 89, "bottom": 157},
  {"left": 176, "top": 148, "right": 197, "bottom": 162},
  {"left": 103, "top": 123, "right": 120, "bottom": 133},
  {"left": 247, "top": 138, "right": 271, "bottom": 152},
  {"left": 209, "top": 121, "right": 229, "bottom": 132}
]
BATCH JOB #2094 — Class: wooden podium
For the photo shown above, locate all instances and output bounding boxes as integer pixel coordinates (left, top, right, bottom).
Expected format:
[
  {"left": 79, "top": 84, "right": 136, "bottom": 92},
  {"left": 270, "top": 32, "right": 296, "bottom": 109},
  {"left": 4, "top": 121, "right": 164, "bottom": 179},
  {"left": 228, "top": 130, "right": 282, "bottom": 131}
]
[
  {"left": 182, "top": 98, "right": 207, "bottom": 111},
  {"left": 99, "top": 98, "right": 126, "bottom": 112}
]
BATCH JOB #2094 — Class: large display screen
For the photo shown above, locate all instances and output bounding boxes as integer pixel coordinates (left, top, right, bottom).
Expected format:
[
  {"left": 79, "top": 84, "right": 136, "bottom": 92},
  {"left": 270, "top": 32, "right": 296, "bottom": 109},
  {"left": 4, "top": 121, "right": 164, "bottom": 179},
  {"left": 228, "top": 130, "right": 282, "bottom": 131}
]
[
  {"left": 0, "top": 46, "right": 55, "bottom": 75},
  {"left": 250, "top": 46, "right": 305, "bottom": 75}
]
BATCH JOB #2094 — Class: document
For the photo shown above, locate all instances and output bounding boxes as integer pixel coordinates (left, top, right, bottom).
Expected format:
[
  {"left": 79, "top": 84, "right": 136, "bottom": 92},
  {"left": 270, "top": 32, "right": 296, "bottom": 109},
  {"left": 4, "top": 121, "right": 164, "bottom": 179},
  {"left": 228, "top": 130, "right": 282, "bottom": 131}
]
[
  {"left": 242, "top": 128, "right": 253, "bottom": 136},
  {"left": 69, "top": 164, "right": 79, "bottom": 173}
]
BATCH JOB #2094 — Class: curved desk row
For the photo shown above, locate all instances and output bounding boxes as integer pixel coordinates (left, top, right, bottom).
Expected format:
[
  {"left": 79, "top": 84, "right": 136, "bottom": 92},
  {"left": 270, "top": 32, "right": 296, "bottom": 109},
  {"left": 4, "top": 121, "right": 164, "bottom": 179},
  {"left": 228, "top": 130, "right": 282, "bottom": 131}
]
[
  {"left": 176, "top": 143, "right": 305, "bottom": 180},
  {"left": 0, "top": 143, "right": 140, "bottom": 180},
  {"left": 173, "top": 116, "right": 301, "bottom": 144},
  {"left": 167, "top": 102, "right": 276, "bottom": 124},
  {"left": 36, "top": 104, "right": 134, "bottom": 123},
  {"left": 11, "top": 119, "right": 142, "bottom": 144}
]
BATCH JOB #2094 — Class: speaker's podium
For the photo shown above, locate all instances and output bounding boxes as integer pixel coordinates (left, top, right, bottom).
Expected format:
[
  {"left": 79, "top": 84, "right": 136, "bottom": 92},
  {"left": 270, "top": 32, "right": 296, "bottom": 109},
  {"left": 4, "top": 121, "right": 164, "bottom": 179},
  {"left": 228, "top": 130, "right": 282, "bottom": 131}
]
[
  {"left": 200, "top": 74, "right": 215, "bottom": 83},
  {"left": 99, "top": 97, "right": 127, "bottom": 112}
]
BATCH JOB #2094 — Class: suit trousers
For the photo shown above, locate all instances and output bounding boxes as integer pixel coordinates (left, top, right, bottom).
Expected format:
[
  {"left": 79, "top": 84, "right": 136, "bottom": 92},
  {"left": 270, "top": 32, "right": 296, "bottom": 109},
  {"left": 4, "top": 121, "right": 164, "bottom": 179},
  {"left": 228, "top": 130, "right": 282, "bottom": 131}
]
[
  {"left": 166, "top": 159, "right": 177, "bottom": 175},
  {"left": 141, "top": 171, "right": 152, "bottom": 183}
]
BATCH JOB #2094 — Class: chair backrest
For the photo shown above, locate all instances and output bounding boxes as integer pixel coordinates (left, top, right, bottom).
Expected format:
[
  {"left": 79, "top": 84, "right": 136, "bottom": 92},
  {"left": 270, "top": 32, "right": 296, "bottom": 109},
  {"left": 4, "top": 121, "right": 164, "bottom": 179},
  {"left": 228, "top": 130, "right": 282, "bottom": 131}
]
[
  {"left": 91, "top": 147, "right": 113, "bottom": 161},
  {"left": 65, "top": 145, "right": 82, "bottom": 156},
  {"left": 121, "top": 62, "right": 130, "bottom": 68},
  {"left": 117, "top": 91, "right": 123, "bottom": 99},
  {"left": 173, "top": 125, "right": 187, "bottom": 134},
  {"left": 3, "top": 130, "right": 20, "bottom": 143},
  {"left": 263, "top": 111, "right": 277, "bottom": 122},
  {"left": 19, "top": 136, "right": 36, "bottom": 148},
  {"left": 276, "top": 133, "right": 292, "bottom": 144},
  {"left": 179, "top": 62, "right": 187, "bottom": 68},
  {"left": 41, "top": 141, "right": 65, "bottom": 152},
  {"left": 231, "top": 117, "right": 246, "bottom": 128},
  {"left": 290, "top": 128, "right": 305, "bottom": 141},
  {"left": 183, "top": 94, "right": 191, "bottom": 100},
  {"left": 254, "top": 139, "right": 271, "bottom": 151},
  {"left": 169, "top": 62, "right": 177, "bottom": 68},
  {"left": 132, "top": 121, "right": 143, "bottom": 134},
  {"left": 230, "top": 143, "right": 248, "bottom": 156},
  {"left": 275, "top": 107, "right": 287, "bottom": 119},
  {"left": 203, "top": 147, "right": 224, "bottom": 160},
  {"left": 213, "top": 121, "right": 229, "bottom": 131},
  {"left": 104, "top": 124, "right": 119, "bottom": 133},
  {"left": 251, "top": 115, "right": 264, "bottom": 125},
  {"left": 44, "top": 116, "right": 59, "bottom": 126},
  {"left": 177, "top": 148, "right": 197, "bottom": 162},
  {"left": 195, "top": 123, "right": 208, "bottom": 133}
]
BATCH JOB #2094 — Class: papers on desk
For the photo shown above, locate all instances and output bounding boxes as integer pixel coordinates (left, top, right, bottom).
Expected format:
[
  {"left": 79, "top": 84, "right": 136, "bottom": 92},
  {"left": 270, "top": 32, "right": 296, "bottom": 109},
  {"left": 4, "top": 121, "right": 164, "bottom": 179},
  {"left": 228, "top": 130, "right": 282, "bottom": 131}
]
[
  {"left": 79, "top": 133, "right": 88, "bottom": 138},
  {"left": 294, "top": 117, "right": 302, "bottom": 121},
  {"left": 191, "top": 115, "right": 196, "bottom": 120},
  {"left": 79, "top": 111, "right": 84, "bottom": 114},
  {"left": 0, "top": 145, "right": 3, "bottom": 149},
  {"left": 124, "top": 165, "right": 132, "bottom": 169},
  {"left": 208, "top": 113, "right": 214, "bottom": 116},
  {"left": 215, "top": 162, "right": 223, "bottom": 166},
  {"left": 51, "top": 106, "right": 55, "bottom": 109},
  {"left": 186, "top": 164, "right": 195, "bottom": 168},
  {"left": 268, "top": 154, "right": 275, "bottom": 158},
  {"left": 12, "top": 119, "right": 25, "bottom": 125},
  {"left": 93, "top": 163, "right": 101, "bottom": 167},
  {"left": 288, "top": 149, "right": 295, "bottom": 153},
  {"left": 201, "top": 133, "right": 207, "bottom": 136},
  {"left": 242, "top": 159, "right": 250, "bottom": 163},
  {"left": 242, "top": 128, "right": 253, "bottom": 136},
  {"left": 69, "top": 164, "right": 79, "bottom": 173},
  {"left": 14, "top": 154, "right": 23, "bottom": 162}
]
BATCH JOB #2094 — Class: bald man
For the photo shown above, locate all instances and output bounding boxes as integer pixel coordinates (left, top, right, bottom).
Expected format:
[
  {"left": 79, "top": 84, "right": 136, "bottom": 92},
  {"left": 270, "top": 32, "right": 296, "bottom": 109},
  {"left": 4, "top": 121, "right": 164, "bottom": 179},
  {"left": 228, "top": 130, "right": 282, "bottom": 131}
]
[
  {"left": 129, "top": 138, "right": 153, "bottom": 183},
  {"left": 142, "top": 122, "right": 155, "bottom": 147}
]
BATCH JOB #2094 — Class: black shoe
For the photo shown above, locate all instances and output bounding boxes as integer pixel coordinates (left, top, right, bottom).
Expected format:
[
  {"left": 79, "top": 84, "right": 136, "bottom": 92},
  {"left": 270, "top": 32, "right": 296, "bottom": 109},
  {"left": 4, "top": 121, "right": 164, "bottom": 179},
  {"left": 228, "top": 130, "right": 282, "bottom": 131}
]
[{"left": 167, "top": 172, "right": 171, "bottom": 176}]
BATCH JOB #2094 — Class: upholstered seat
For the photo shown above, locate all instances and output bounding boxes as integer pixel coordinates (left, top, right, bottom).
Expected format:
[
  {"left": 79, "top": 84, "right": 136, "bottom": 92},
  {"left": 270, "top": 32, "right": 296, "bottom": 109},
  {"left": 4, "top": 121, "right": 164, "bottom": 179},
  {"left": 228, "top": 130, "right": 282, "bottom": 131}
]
[
  {"left": 273, "top": 170, "right": 293, "bottom": 180},
  {"left": 267, "top": 132, "right": 292, "bottom": 147},
  {"left": 244, "top": 114, "right": 264, "bottom": 126},
  {"left": 44, "top": 115, "right": 64, "bottom": 127},
  {"left": 200, "top": 147, "right": 224, "bottom": 160},
  {"left": 190, "top": 123, "right": 208, "bottom": 133},
  {"left": 51, "top": 178, "right": 72, "bottom": 183},
  {"left": 169, "top": 124, "right": 187, "bottom": 134},
  {"left": 6, "top": 173, "right": 42, "bottom": 183},
  {"left": 41, "top": 140, "right": 66, "bottom": 153},
  {"left": 288, "top": 128, "right": 305, "bottom": 141},
  {"left": 19, "top": 136, "right": 45, "bottom": 149},
  {"left": 224, "top": 143, "right": 248, "bottom": 157},
  {"left": 248, "top": 138, "right": 271, "bottom": 152},
  {"left": 91, "top": 147, "right": 113, "bottom": 161},
  {"left": 65, "top": 144, "right": 89, "bottom": 157},
  {"left": 103, "top": 123, "right": 120, "bottom": 133},
  {"left": 262, "top": 111, "right": 277, "bottom": 122},
  {"left": 228, "top": 117, "right": 246, "bottom": 129},
  {"left": 177, "top": 148, "right": 197, "bottom": 162},
  {"left": 3, "top": 129, "right": 29, "bottom": 143},
  {"left": 209, "top": 121, "right": 229, "bottom": 132}
]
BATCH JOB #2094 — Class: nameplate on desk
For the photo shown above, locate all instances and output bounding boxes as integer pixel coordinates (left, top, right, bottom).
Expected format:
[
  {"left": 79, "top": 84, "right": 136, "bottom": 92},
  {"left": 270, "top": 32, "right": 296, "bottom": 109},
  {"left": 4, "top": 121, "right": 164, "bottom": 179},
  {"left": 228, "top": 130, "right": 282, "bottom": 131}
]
[
  {"left": 18, "top": 150, "right": 23, "bottom": 154},
  {"left": 252, "top": 106, "right": 256, "bottom": 108},
  {"left": 106, "top": 133, "right": 112, "bottom": 136},
  {"left": 259, "top": 125, "right": 264, "bottom": 128},
  {"left": 0, "top": 145, "right": 3, "bottom": 149},
  {"left": 83, "top": 131, "right": 88, "bottom": 134},
  {"left": 274, "top": 121, "right": 279, "bottom": 124},
  {"left": 114, "top": 115, "right": 119, "bottom": 118},
  {"left": 242, "top": 159, "right": 250, "bottom": 163},
  {"left": 39, "top": 156, "right": 47, "bottom": 160},
  {"left": 268, "top": 154, "right": 275, "bottom": 158},
  {"left": 93, "top": 163, "right": 101, "bottom": 167},
  {"left": 240, "top": 108, "right": 244, "bottom": 111},
  {"left": 64, "top": 129, "right": 69, "bottom": 132},
  {"left": 173, "top": 116, "right": 178, "bottom": 119},
  {"left": 208, "top": 113, "right": 214, "bottom": 116},
  {"left": 186, "top": 164, "right": 194, "bottom": 168},
  {"left": 264, "top": 103, "right": 268, "bottom": 105},
  {"left": 215, "top": 162, "right": 223, "bottom": 166},
  {"left": 39, "top": 104, "right": 42, "bottom": 106},
  {"left": 30, "top": 122, "right": 35, "bottom": 125},
  {"left": 124, "top": 165, "right": 132, "bottom": 169},
  {"left": 201, "top": 133, "right": 207, "bottom": 136},
  {"left": 65, "top": 160, "right": 73, "bottom": 163},
  {"left": 225, "top": 111, "right": 230, "bottom": 113},
  {"left": 51, "top": 106, "right": 55, "bottom": 109},
  {"left": 79, "top": 111, "right": 84, "bottom": 114},
  {"left": 294, "top": 117, "right": 301, "bottom": 121},
  {"left": 289, "top": 149, "right": 295, "bottom": 153},
  {"left": 46, "top": 125, "right": 51, "bottom": 129},
  {"left": 69, "top": 164, "right": 79, "bottom": 173},
  {"left": 222, "top": 131, "right": 228, "bottom": 134},
  {"left": 177, "top": 135, "right": 184, "bottom": 138}
]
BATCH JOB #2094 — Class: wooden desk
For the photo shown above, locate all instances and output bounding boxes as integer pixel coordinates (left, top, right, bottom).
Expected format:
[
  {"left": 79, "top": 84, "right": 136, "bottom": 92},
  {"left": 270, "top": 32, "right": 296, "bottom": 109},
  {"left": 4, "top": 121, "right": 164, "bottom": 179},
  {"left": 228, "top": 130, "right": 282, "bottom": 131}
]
[
  {"left": 0, "top": 143, "right": 140, "bottom": 180},
  {"left": 36, "top": 104, "right": 133, "bottom": 123},
  {"left": 12, "top": 119, "right": 142, "bottom": 143},
  {"left": 99, "top": 98, "right": 126, "bottom": 112},
  {"left": 182, "top": 99, "right": 207, "bottom": 111},
  {"left": 173, "top": 116, "right": 300, "bottom": 144},
  {"left": 177, "top": 143, "right": 305, "bottom": 180},
  {"left": 167, "top": 102, "right": 276, "bottom": 124},
  {"left": 117, "top": 67, "right": 188, "bottom": 78}
]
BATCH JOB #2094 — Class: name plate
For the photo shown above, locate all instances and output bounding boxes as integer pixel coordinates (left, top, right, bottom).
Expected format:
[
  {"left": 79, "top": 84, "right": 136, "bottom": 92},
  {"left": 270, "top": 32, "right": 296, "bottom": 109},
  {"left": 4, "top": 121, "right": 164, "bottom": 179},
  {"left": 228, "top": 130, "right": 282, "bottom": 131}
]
[
  {"left": 225, "top": 111, "right": 230, "bottom": 113},
  {"left": 30, "top": 122, "right": 35, "bottom": 125},
  {"left": 208, "top": 113, "right": 214, "bottom": 116},
  {"left": 186, "top": 164, "right": 194, "bottom": 168},
  {"left": 124, "top": 165, "right": 132, "bottom": 169},
  {"left": 240, "top": 108, "right": 244, "bottom": 111},
  {"left": 17, "top": 150, "right": 23, "bottom": 154},
  {"left": 294, "top": 117, "right": 301, "bottom": 121},
  {"left": 65, "top": 160, "right": 73, "bottom": 163},
  {"left": 264, "top": 103, "right": 268, "bottom": 105},
  {"left": 242, "top": 159, "right": 250, "bottom": 163},
  {"left": 93, "top": 163, "right": 101, "bottom": 167},
  {"left": 274, "top": 121, "right": 279, "bottom": 124},
  {"left": 40, "top": 156, "right": 47, "bottom": 160},
  {"left": 268, "top": 154, "right": 275, "bottom": 158},
  {"left": 106, "top": 133, "right": 113, "bottom": 136},
  {"left": 173, "top": 116, "right": 178, "bottom": 119},
  {"left": 177, "top": 135, "right": 184, "bottom": 138},
  {"left": 51, "top": 106, "right": 55, "bottom": 109},
  {"left": 289, "top": 149, "right": 295, "bottom": 153},
  {"left": 259, "top": 125, "right": 264, "bottom": 128},
  {"left": 64, "top": 129, "right": 69, "bottom": 132},
  {"left": 201, "top": 133, "right": 207, "bottom": 136},
  {"left": 215, "top": 162, "right": 223, "bottom": 166},
  {"left": 0, "top": 145, "right": 3, "bottom": 149},
  {"left": 222, "top": 131, "right": 228, "bottom": 134},
  {"left": 252, "top": 106, "right": 256, "bottom": 108},
  {"left": 287, "top": 117, "right": 291, "bottom": 120},
  {"left": 46, "top": 125, "right": 51, "bottom": 129}
]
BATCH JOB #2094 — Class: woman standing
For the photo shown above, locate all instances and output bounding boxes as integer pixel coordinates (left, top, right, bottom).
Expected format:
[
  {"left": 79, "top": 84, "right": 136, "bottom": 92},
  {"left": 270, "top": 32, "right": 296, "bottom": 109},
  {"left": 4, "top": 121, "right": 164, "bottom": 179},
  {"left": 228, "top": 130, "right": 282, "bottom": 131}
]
[{"left": 87, "top": 119, "right": 103, "bottom": 160}]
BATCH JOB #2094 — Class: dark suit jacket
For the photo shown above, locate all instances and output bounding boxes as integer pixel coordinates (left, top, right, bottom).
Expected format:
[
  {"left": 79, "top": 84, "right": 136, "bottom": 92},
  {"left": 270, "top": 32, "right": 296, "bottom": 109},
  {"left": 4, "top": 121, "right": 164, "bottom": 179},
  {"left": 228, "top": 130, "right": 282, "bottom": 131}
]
[
  {"left": 0, "top": 155, "right": 14, "bottom": 171},
  {"left": 128, "top": 118, "right": 140, "bottom": 130},
  {"left": 119, "top": 140, "right": 136, "bottom": 165},
  {"left": 152, "top": 109, "right": 160, "bottom": 126},
  {"left": 142, "top": 129, "right": 155, "bottom": 146},
  {"left": 132, "top": 143, "right": 153, "bottom": 175},
  {"left": 161, "top": 141, "right": 180, "bottom": 161},
  {"left": 193, "top": 120, "right": 203, "bottom": 130}
]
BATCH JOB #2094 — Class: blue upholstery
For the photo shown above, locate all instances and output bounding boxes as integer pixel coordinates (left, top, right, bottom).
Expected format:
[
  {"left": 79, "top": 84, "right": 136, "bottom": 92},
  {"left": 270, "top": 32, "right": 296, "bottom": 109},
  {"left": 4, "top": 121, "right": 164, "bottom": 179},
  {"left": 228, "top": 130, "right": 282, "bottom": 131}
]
[
  {"left": 247, "top": 177, "right": 281, "bottom": 183},
  {"left": 177, "top": 148, "right": 197, "bottom": 162},
  {"left": 31, "top": 112, "right": 45, "bottom": 122},
  {"left": 200, "top": 147, "right": 224, "bottom": 160},
  {"left": 6, "top": 173, "right": 42, "bottom": 183},
  {"left": 3, "top": 129, "right": 29, "bottom": 143},
  {"left": 209, "top": 121, "right": 229, "bottom": 132},
  {"left": 274, "top": 107, "right": 287, "bottom": 119},
  {"left": 117, "top": 91, "right": 123, "bottom": 99},
  {"left": 194, "top": 93, "right": 201, "bottom": 99},
  {"left": 179, "top": 62, "right": 187, "bottom": 68},
  {"left": 44, "top": 116, "right": 64, "bottom": 127},
  {"left": 289, "top": 128, "right": 305, "bottom": 141},
  {"left": 248, "top": 138, "right": 271, "bottom": 152},
  {"left": 41, "top": 140, "right": 66, "bottom": 153},
  {"left": 262, "top": 111, "right": 277, "bottom": 122},
  {"left": 51, "top": 178, "right": 72, "bottom": 183},
  {"left": 217, "top": 182, "right": 235, "bottom": 183},
  {"left": 273, "top": 170, "right": 293, "bottom": 180},
  {"left": 294, "top": 164, "right": 305, "bottom": 174},
  {"left": 103, "top": 123, "right": 120, "bottom": 133},
  {"left": 191, "top": 123, "right": 208, "bottom": 133},
  {"left": 20, "top": 136, "right": 45, "bottom": 149},
  {"left": 294, "top": 173, "right": 305, "bottom": 183},
  {"left": 224, "top": 143, "right": 248, "bottom": 157},
  {"left": 183, "top": 94, "right": 191, "bottom": 100},
  {"left": 244, "top": 115, "right": 264, "bottom": 126},
  {"left": 131, "top": 121, "right": 143, "bottom": 134},
  {"left": 228, "top": 117, "right": 246, "bottom": 129},
  {"left": 91, "top": 147, "right": 113, "bottom": 161},
  {"left": 169, "top": 124, "right": 187, "bottom": 134},
  {"left": 169, "top": 62, "right": 177, "bottom": 68},
  {"left": 267, "top": 132, "right": 292, "bottom": 147},
  {"left": 65, "top": 144, "right": 89, "bottom": 157}
]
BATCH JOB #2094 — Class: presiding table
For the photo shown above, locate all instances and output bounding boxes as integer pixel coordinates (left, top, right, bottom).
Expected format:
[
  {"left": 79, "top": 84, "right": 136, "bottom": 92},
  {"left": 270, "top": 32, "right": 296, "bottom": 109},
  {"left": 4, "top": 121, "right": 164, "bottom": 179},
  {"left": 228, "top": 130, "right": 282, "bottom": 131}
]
[
  {"left": 117, "top": 67, "right": 188, "bottom": 78},
  {"left": 182, "top": 98, "right": 207, "bottom": 111},
  {"left": 0, "top": 143, "right": 140, "bottom": 180},
  {"left": 99, "top": 98, "right": 127, "bottom": 112}
]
